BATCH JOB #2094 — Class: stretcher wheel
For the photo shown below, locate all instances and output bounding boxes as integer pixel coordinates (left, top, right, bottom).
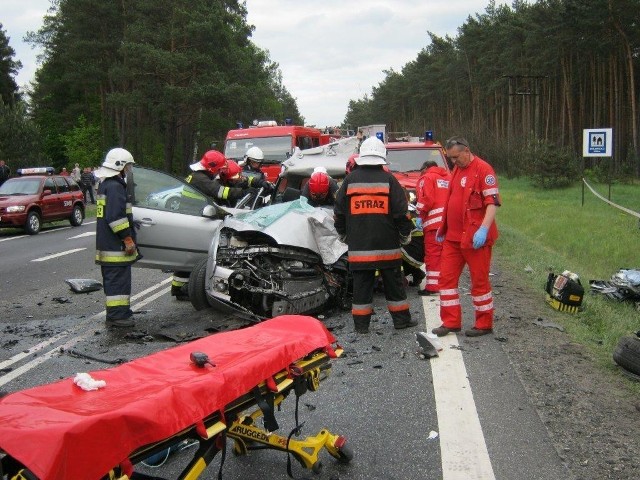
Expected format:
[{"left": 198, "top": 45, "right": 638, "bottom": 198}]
[
  {"left": 312, "top": 460, "right": 323, "bottom": 474},
  {"left": 334, "top": 443, "right": 354, "bottom": 464}
]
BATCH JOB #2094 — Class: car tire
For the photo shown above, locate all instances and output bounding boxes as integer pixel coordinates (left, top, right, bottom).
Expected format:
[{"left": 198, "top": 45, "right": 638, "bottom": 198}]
[
  {"left": 70, "top": 205, "right": 84, "bottom": 226},
  {"left": 189, "top": 258, "right": 212, "bottom": 311},
  {"left": 25, "top": 211, "right": 41, "bottom": 235},
  {"left": 613, "top": 335, "right": 640, "bottom": 376}
]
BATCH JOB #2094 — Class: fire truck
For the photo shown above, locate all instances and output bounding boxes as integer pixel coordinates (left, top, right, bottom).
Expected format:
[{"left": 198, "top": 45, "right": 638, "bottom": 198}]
[
  {"left": 223, "top": 121, "right": 325, "bottom": 182},
  {"left": 357, "top": 125, "right": 450, "bottom": 196}
]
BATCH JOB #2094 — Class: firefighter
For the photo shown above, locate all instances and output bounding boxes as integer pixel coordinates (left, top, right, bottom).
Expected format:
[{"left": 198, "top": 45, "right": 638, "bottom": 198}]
[
  {"left": 301, "top": 169, "right": 339, "bottom": 207},
  {"left": 345, "top": 153, "right": 358, "bottom": 175},
  {"left": 170, "top": 150, "right": 230, "bottom": 300},
  {"left": 416, "top": 160, "right": 451, "bottom": 295},
  {"left": 217, "top": 160, "right": 261, "bottom": 207},
  {"left": 334, "top": 137, "right": 417, "bottom": 333},
  {"left": 432, "top": 136, "right": 500, "bottom": 337},
  {"left": 94, "top": 148, "right": 139, "bottom": 327},
  {"left": 241, "top": 146, "right": 274, "bottom": 193}
]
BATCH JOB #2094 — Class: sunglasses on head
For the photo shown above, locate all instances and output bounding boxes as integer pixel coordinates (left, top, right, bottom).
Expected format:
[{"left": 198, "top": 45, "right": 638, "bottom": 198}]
[{"left": 445, "top": 138, "right": 469, "bottom": 149}]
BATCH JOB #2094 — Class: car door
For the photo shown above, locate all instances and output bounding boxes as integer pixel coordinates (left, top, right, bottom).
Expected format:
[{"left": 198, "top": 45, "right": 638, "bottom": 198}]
[
  {"left": 52, "top": 176, "right": 74, "bottom": 219},
  {"left": 131, "top": 166, "right": 224, "bottom": 271},
  {"left": 41, "top": 177, "right": 61, "bottom": 220}
]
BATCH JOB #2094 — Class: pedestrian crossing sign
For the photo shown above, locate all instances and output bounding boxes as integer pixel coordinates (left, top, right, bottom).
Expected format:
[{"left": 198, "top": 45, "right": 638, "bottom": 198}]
[{"left": 583, "top": 128, "right": 612, "bottom": 157}]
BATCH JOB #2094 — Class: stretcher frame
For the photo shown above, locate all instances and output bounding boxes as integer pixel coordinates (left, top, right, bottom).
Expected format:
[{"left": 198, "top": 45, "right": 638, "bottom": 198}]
[{"left": 1, "top": 347, "right": 349, "bottom": 480}]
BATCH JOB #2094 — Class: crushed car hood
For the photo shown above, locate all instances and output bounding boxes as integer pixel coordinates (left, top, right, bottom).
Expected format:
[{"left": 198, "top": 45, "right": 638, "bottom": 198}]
[{"left": 222, "top": 198, "right": 347, "bottom": 265}]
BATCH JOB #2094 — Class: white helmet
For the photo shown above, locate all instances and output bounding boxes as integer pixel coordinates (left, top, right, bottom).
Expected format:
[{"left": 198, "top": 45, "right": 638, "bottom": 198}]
[
  {"left": 95, "top": 148, "right": 135, "bottom": 178},
  {"left": 356, "top": 137, "right": 386, "bottom": 165},
  {"left": 245, "top": 146, "right": 264, "bottom": 161}
]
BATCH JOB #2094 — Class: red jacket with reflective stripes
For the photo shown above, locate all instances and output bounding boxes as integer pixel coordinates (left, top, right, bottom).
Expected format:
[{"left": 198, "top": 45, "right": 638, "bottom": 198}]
[
  {"left": 440, "top": 156, "right": 501, "bottom": 248},
  {"left": 416, "top": 166, "right": 451, "bottom": 232}
]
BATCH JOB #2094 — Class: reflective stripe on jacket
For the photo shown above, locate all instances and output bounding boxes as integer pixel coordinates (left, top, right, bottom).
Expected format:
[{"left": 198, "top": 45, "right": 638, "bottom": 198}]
[
  {"left": 95, "top": 176, "right": 138, "bottom": 266},
  {"left": 334, "top": 166, "right": 412, "bottom": 270}
]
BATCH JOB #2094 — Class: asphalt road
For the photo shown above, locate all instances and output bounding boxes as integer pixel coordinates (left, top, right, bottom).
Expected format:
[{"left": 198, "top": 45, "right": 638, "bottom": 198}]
[{"left": 0, "top": 224, "right": 574, "bottom": 479}]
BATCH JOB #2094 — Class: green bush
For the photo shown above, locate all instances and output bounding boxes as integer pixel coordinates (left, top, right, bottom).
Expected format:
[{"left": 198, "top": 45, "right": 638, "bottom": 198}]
[{"left": 523, "top": 138, "right": 579, "bottom": 188}]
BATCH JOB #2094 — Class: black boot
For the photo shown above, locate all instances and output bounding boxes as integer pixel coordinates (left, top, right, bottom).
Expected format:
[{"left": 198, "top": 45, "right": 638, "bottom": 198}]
[{"left": 353, "top": 317, "right": 370, "bottom": 334}]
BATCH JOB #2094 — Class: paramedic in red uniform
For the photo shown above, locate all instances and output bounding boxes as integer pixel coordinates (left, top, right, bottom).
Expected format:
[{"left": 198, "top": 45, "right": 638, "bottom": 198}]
[
  {"left": 416, "top": 160, "right": 451, "bottom": 295},
  {"left": 334, "top": 137, "right": 417, "bottom": 333},
  {"left": 432, "top": 136, "right": 500, "bottom": 337}
]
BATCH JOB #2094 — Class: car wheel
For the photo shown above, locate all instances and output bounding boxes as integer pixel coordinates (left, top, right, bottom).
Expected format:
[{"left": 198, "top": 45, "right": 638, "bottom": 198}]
[
  {"left": 25, "top": 211, "right": 41, "bottom": 235},
  {"left": 613, "top": 335, "right": 640, "bottom": 376},
  {"left": 165, "top": 197, "right": 181, "bottom": 211},
  {"left": 189, "top": 258, "right": 212, "bottom": 311},
  {"left": 70, "top": 205, "right": 84, "bottom": 226}
]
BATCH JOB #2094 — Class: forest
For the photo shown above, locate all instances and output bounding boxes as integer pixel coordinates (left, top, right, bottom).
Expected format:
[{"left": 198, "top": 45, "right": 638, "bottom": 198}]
[
  {"left": 344, "top": 0, "right": 640, "bottom": 183},
  {"left": 0, "top": 0, "right": 303, "bottom": 175},
  {"left": 1, "top": 0, "right": 639, "bottom": 183}
]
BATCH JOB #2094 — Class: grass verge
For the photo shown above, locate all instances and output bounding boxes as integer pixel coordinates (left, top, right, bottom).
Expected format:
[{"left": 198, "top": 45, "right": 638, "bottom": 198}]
[{"left": 496, "top": 177, "right": 640, "bottom": 385}]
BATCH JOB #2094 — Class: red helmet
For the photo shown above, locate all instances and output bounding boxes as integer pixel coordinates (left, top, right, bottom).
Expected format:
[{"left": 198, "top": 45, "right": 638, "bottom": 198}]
[
  {"left": 346, "top": 154, "right": 359, "bottom": 174},
  {"left": 220, "top": 160, "right": 242, "bottom": 182},
  {"left": 308, "top": 171, "right": 330, "bottom": 197},
  {"left": 200, "top": 150, "right": 227, "bottom": 174}
]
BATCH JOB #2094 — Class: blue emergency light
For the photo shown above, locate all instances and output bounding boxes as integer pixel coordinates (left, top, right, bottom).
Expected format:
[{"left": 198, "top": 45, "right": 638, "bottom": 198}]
[
  {"left": 236, "top": 121, "right": 244, "bottom": 129},
  {"left": 284, "top": 118, "right": 293, "bottom": 126},
  {"left": 376, "top": 132, "right": 384, "bottom": 142},
  {"left": 425, "top": 130, "right": 434, "bottom": 141}
]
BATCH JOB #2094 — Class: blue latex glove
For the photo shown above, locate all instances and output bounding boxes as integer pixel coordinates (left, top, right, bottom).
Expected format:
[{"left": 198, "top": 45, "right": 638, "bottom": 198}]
[
  {"left": 435, "top": 228, "right": 445, "bottom": 243},
  {"left": 473, "top": 226, "right": 488, "bottom": 249}
]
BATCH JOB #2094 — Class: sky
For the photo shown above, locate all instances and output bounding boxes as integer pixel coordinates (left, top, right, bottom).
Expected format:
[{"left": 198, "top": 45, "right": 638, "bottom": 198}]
[{"left": 4, "top": 0, "right": 492, "bottom": 127}]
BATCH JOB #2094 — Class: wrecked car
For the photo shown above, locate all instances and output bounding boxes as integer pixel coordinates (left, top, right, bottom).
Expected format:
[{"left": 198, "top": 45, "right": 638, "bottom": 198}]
[
  {"left": 188, "top": 200, "right": 351, "bottom": 321},
  {"left": 131, "top": 137, "right": 357, "bottom": 320}
]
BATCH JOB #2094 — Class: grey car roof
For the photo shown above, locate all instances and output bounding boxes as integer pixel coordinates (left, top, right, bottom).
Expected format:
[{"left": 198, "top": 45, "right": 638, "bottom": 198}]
[{"left": 280, "top": 136, "right": 359, "bottom": 179}]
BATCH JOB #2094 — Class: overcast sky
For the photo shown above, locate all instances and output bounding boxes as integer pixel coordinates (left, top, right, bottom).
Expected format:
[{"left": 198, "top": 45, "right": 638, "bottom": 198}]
[{"left": 4, "top": 0, "right": 492, "bottom": 127}]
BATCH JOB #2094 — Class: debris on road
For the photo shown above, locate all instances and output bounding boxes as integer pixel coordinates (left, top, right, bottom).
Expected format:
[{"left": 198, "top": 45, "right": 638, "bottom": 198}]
[
  {"left": 532, "top": 317, "right": 565, "bottom": 332},
  {"left": 62, "top": 347, "right": 127, "bottom": 365},
  {"left": 65, "top": 278, "right": 103, "bottom": 293},
  {"left": 415, "top": 332, "right": 440, "bottom": 359}
]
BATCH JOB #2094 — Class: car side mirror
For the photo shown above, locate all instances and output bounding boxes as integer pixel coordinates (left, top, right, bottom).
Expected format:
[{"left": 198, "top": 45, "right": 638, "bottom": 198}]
[
  {"left": 202, "top": 205, "right": 217, "bottom": 218},
  {"left": 42, "top": 189, "right": 52, "bottom": 196}
]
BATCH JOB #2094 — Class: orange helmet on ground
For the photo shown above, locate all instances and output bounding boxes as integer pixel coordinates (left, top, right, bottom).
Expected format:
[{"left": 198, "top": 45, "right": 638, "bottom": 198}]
[
  {"left": 200, "top": 150, "right": 227, "bottom": 174},
  {"left": 220, "top": 160, "right": 242, "bottom": 182},
  {"left": 308, "top": 171, "right": 330, "bottom": 197},
  {"left": 346, "top": 154, "right": 359, "bottom": 174}
]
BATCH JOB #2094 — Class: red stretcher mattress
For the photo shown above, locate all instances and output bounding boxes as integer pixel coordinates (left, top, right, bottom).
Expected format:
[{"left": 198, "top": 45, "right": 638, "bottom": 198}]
[{"left": 0, "top": 315, "right": 337, "bottom": 480}]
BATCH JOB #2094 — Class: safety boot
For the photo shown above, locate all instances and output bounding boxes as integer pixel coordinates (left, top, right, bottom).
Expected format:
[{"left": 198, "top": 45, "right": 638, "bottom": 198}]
[{"left": 431, "top": 325, "right": 461, "bottom": 337}]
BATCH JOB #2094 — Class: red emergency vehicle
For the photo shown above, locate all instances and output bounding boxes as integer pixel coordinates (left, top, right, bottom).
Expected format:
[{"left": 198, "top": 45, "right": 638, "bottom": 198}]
[
  {"left": 223, "top": 121, "right": 325, "bottom": 182},
  {"left": 359, "top": 125, "right": 450, "bottom": 197}
]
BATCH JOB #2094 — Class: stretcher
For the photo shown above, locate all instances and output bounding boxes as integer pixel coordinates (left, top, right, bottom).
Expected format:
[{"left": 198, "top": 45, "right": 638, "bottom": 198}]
[{"left": 0, "top": 315, "right": 349, "bottom": 480}]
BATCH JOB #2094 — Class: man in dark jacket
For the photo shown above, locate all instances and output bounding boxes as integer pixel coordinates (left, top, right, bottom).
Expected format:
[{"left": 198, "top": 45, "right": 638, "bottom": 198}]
[
  {"left": 94, "top": 148, "right": 139, "bottom": 327},
  {"left": 334, "top": 137, "right": 417, "bottom": 333},
  {"left": 0, "top": 160, "right": 10, "bottom": 186},
  {"left": 80, "top": 167, "right": 96, "bottom": 204}
]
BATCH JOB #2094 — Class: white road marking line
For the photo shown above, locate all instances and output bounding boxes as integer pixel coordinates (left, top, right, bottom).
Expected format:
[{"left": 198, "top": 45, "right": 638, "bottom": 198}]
[
  {"left": 68, "top": 231, "right": 96, "bottom": 239},
  {"left": 0, "top": 235, "right": 28, "bottom": 242},
  {"left": 422, "top": 296, "right": 496, "bottom": 480},
  {"left": 32, "top": 248, "right": 86, "bottom": 261},
  {"left": 0, "top": 279, "right": 172, "bottom": 387}
]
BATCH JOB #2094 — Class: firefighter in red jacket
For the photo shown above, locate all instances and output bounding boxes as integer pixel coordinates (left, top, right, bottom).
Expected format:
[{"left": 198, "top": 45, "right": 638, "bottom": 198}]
[
  {"left": 416, "top": 160, "right": 451, "bottom": 295},
  {"left": 432, "top": 136, "right": 500, "bottom": 337},
  {"left": 334, "top": 137, "right": 417, "bottom": 333}
]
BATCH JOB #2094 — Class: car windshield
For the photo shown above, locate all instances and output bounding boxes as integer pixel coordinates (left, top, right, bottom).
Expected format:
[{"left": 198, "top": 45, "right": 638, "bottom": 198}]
[
  {"left": 224, "top": 136, "right": 293, "bottom": 164},
  {"left": 386, "top": 149, "right": 447, "bottom": 173},
  {"left": 0, "top": 178, "right": 41, "bottom": 195}
]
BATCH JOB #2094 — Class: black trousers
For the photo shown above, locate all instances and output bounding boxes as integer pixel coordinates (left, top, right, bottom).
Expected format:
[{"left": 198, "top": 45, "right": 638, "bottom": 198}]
[
  {"left": 351, "top": 267, "right": 411, "bottom": 330},
  {"left": 102, "top": 265, "right": 133, "bottom": 321}
]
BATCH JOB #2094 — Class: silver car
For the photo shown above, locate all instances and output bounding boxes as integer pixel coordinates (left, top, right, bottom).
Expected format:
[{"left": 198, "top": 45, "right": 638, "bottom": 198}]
[{"left": 132, "top": 137, "right": 357, "bottom": 319}]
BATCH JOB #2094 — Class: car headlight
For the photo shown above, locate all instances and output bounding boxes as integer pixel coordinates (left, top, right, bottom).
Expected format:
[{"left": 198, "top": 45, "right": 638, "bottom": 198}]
[{"left": 6, "top": 205, "right": 26, "bottom": 213}]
